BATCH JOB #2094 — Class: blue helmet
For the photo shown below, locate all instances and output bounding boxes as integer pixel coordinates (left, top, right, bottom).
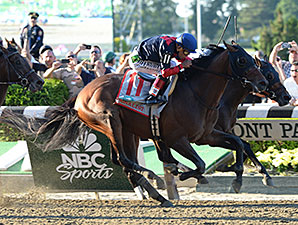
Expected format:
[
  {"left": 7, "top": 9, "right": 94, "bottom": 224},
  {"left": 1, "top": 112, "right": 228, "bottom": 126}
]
[{"left": 176, "top": 33, "right": 197, "bottom": 53}]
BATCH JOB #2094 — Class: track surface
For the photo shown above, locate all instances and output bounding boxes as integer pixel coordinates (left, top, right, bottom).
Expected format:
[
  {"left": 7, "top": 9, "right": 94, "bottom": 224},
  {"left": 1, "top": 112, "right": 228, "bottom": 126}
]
[{"left": 0, "top": 197, "right": 297, "bottom": 224}]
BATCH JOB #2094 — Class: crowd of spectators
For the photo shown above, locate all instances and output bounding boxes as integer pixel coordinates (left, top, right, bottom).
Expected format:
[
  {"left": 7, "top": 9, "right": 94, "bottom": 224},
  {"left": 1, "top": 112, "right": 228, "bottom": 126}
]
[
  {"left": 1, "top": 11, "right": 131, "bottom": 100},
  {"left": 3, "top": 11, "right": 298, "bottom": 106},
  {"left": 269, "top": 40, "right": 298, "bottom": 105}
]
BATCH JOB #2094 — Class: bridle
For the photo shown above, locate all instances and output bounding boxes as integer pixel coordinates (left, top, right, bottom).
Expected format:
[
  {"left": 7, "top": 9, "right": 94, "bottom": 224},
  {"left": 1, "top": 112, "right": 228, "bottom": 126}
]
[
  {"left": 191, "top": 45, "right": 260, "bottom": 89},
  {"left": 0, "top": 48, "right": 35, "bottom": 88},
  {"left": 188, "top": 45, "right": 262, "bottom": 110}
]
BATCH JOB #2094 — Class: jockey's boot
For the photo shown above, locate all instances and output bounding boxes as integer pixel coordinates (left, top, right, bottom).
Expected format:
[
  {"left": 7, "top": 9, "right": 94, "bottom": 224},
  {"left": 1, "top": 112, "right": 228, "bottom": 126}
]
[{"left": 146, "top": 75, "right": 167, "bottom": 105}]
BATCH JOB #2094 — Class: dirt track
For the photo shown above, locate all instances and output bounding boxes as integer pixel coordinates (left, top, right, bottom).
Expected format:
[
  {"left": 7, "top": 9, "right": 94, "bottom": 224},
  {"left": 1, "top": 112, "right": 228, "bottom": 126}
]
[{"left": 0, "top": 197, "right": 297, "bottom": 224}]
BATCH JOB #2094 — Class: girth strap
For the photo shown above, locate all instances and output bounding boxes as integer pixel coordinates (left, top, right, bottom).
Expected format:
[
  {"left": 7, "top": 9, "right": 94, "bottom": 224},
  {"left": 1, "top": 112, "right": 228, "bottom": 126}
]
[{"left": 149, "top": 107, "right": 161, "bottom": 141}]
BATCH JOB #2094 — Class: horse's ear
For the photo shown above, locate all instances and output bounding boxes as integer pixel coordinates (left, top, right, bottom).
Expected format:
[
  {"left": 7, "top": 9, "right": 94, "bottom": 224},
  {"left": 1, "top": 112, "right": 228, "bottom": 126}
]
[
  {"left": 12, "top": 38, "right": 16, "bottom": 44},
  {"left": 224, "top": 40, "right": 237, "bottom": 52},
  {"left": 254, "top": 55, "right": 262, "bottom": 68},
  {"left": 231, "top": 40, "right": 238, "bottom": 45},
  {"left": 264, "top": 54, "right": 269, "bottom": 62},
  {"left": 5, "top": 38, "right": 11, "bottom": 47}
]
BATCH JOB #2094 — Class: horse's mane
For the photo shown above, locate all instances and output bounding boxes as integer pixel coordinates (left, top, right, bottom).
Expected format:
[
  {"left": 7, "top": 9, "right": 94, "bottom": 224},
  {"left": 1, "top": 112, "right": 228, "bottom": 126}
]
[
  {"left": 192, "top": 44, "right": 226, "bottom": 68},
  {"left": 178, "top": 44, "right": 226, "bottom": 80}
]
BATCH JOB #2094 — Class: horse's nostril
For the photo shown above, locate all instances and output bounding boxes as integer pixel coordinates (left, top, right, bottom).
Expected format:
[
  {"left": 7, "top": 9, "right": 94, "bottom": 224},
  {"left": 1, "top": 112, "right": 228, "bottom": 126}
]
[
  {"left": 285, "top": 95, "right": 291, "bottom": 101},
  {"left": 37, "top": 80, "right": 44, "bottom": 86}
]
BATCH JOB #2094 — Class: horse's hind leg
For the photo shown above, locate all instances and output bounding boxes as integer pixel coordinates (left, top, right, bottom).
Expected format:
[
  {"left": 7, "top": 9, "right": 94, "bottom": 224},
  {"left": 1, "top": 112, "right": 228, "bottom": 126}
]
[
  {"left": 242, "top": 140, "right": 273, "bottom": 186},
  {"left": 122, "top": 130, "right": 166, "bottom": 190},
  {"left": 125, "top": 170, "right": 173, "bottom": 207}
]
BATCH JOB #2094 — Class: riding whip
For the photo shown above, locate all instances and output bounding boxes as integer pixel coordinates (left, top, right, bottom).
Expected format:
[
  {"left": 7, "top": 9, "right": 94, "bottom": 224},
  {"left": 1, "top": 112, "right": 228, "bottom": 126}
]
[{"left": 216, "top": 15, "right": 231, "bottom": 46}]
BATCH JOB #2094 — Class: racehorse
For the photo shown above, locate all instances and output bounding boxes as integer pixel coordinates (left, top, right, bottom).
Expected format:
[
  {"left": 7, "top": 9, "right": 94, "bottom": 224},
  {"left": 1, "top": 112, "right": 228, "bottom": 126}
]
[
  {"left": 0, "top": 42, "right": 268, "bottom": 206},
  {"left": 156, "top": 57, "right": 291, "bottom": 192},
  {"left": 0, "top": 40, "right": 44, "bottom": 105},
  {"left": 214, "top": 58, "right": 291, "bottom": 184}
]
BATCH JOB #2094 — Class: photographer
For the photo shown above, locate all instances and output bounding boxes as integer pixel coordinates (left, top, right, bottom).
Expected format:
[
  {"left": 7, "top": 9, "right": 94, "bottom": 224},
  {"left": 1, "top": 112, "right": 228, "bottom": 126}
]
[
  {"left": 269, "top": 40, "right": 298, "bottom": 81},
  {"left": 43, "top": 51, "right": 84, "bottom": 98}
]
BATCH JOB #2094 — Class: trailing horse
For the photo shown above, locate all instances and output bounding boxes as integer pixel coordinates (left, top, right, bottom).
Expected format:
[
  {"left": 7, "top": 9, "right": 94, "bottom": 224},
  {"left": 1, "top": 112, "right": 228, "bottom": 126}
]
[
  {"left": 0, "top": 40, "right": 44, "bottom": 105},
  {"left": 0, "top": 42, "right": 268, "bottom": 206}
]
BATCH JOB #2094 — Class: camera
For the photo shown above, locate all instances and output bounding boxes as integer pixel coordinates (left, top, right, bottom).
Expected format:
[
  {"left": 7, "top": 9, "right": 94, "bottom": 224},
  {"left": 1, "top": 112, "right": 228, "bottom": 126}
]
[
  {"left": 83, "top": 44, "right": 91, "bottom": 49},
  {"left": 281, "top": 42, "right": 292, "bottom": 49},
  {"left": 61, "top": 59, "right": 70, "bottom": 63}
]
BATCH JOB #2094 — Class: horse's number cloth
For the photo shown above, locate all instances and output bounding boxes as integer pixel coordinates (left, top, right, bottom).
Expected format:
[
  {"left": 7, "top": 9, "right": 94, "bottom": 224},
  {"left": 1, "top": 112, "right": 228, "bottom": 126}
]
[{"left": 115, "top": 70, "right": 176, "bottom": 118}]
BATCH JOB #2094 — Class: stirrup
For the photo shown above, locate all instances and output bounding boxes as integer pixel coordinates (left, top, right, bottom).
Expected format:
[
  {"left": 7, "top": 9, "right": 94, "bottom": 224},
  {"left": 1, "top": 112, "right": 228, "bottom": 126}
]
[{"left": 145, "top": 96, "right": 167, "bottom": 105}]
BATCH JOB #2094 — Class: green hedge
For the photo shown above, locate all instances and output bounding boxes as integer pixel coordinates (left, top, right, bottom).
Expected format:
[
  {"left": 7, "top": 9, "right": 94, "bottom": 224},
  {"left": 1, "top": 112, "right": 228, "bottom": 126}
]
[
  {"left": 4, "top": 78, "right": 69, "bottom": 106},
  {"left": 0, "top": 78, "right": 69, "bottom": 141}
]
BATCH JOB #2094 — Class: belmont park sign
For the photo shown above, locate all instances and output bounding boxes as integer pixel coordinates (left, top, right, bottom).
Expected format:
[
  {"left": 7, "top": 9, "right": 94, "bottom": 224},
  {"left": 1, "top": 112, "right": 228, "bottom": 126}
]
[
  {"left": 27, "top": 130, "right": 132, "bottom": 191},
  {"left": 232, "top": 120, "right": 298, "bottom": 141}
]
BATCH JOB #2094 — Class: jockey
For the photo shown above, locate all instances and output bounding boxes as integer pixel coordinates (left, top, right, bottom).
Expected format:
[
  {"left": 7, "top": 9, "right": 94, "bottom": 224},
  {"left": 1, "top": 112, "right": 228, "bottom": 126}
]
[{"left": 129, "top": 33, "right": 197, "bottom": 104}]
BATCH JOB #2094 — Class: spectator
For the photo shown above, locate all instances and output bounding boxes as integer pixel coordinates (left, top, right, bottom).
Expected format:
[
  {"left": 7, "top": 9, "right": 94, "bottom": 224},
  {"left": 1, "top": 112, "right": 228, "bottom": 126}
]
[
  {"left": 20, "top": 12, "right": 44, "bottom": 59},
  {"left": 116, "top": 52, "right": 131, "bottom": 74},
  {"left": 283, "top": 61, "right": 298, "bottom": 106},
  {"left": 73, "top": 44, "right": 103, "bottom": 69},
  {"left": 269, "top": 40, "right": 298, "bottom": 81},
  {"left": 43, "top": 51, "right": 84, "bottom": 98},
  {"left": 29, "top": 44, "right": 56, "bottom": 76},
  {"left": 104, "top": 51, "right": 116, "bottom": 73},
  {"left": 75, "top": 59, "right": 105, "bottom": 86}
]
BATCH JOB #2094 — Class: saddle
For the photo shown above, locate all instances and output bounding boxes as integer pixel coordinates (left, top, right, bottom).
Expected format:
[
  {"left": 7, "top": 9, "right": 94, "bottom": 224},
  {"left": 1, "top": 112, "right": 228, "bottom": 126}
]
[{"left": 115, "top": 69, "right": 178, "bottom": 118}]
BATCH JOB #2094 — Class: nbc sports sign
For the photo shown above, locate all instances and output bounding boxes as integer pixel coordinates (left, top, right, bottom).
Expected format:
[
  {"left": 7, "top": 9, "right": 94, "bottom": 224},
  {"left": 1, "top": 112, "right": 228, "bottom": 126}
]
[{"left": 27, "top": 130, "right": 132, "bottom": 191}]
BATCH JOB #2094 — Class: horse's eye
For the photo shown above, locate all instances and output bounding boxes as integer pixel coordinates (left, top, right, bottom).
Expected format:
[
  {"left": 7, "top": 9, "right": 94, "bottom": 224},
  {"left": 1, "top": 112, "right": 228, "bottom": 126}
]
[
  {"left": 237, "top": 57, "right": 247, "bottom": 68},
  {"left": 15, "top": 60, "right": 21, "bottom": 65},
  {"left": 267, "top": 72, "right": 274, "bottom": 80}
]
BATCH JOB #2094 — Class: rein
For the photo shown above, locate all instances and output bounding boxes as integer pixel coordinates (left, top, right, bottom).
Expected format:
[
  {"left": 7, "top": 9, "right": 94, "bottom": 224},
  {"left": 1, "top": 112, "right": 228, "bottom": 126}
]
[
  {"left": 0, "top": 50, "right": 34, "bottom": 87},
  {"left": 188, "top": 46, "right": 259, "bottom": 111},
  {"left": 190, "top": 64, "right": 235, "bottom": 80}
]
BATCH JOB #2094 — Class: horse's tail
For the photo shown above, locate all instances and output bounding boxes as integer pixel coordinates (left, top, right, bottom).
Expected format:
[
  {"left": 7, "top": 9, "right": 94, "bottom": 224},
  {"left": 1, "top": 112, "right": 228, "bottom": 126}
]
[{"left": 0, "top": 96, "right": 87, "bottom": 152}]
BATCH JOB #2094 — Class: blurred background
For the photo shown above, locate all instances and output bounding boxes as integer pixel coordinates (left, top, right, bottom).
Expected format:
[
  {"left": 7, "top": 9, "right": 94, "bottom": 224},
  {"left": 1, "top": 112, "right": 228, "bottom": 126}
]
[{"left": 1, "top": 0, "right": 298, "bottom": 58}]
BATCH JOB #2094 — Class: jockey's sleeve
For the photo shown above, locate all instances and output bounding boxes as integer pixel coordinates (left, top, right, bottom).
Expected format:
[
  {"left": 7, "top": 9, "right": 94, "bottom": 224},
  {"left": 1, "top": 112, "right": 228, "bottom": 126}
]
[
  {"left": 161, "top": 65, "right": 183, "bottom": 78},
  {"left": 159, "top": 43, "right": 183, "bottom": 78},
  {"left": 161, "top": 57, "right": 191, "bottom": 78}
]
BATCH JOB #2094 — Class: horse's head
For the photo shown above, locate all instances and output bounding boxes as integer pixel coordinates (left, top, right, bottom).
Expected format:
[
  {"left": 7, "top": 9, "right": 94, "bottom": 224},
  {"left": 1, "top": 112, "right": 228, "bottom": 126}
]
[
  {"left": 255, "top": 56, "right": 291, "bottom": 106},
  {"left": 0, "top": 42, "right": 44, "bottom": 92},
  {"left": 5, "top": 38, "right": 22, "bottom": 54},
  {"left": 224, "top": 41, "right": 268, "bottom": 93}
]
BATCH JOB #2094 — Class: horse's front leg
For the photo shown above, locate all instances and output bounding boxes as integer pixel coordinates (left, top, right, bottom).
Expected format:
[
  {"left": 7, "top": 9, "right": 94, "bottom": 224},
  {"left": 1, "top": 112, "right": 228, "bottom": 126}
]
[
  {"left": 198, "top": 129, "right": 244, "bottom": 193},
  {"left": 242, "top": 140, "right": 274, "bottom": 186},
  {"left": 169, "top": 137, "right": 207, "bottom": 183}
]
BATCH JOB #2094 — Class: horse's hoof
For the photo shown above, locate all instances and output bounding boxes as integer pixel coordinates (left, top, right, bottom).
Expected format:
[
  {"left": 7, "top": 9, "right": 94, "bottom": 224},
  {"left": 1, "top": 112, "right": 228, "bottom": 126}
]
[
  {"left": 232, "top": 179, "right": 242, "bottom": 193},
  {"left": 161, "top": 200, "right": 174, "bottom": 207},
  {"left": 198, "top": 176, "right": 209, "bottom": 184},
  {"left": 155, "top": 177, "right": 166, "bottom": 190},
  {"left": 262, "top": 177, "right": 274, "bottom": 187}
]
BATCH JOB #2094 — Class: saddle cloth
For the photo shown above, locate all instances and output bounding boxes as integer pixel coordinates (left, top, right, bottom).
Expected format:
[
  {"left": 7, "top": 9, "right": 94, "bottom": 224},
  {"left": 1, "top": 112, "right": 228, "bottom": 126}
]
[{"left": 115, "top": 70, "right": 178, "bottom": 118}]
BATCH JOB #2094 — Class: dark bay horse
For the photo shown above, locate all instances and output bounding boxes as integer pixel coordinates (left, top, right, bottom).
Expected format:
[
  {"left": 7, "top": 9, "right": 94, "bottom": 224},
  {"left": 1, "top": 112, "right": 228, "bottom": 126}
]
[
  {"left": 158, "top": 57, "right": 291, "bottom": 192},
  {"left": 0, "top": 41, "right": 44, "bottom": 105},
  {"left": 213, "top": 58, "right": 290, "bottom": 184},
  {"left": 0, "top": 42, "right": 268, "bottom": 206}
]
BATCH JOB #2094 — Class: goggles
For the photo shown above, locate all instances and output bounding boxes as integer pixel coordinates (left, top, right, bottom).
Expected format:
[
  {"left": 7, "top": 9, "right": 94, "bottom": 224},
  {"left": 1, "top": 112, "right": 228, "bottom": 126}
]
[
  {"left": 289, "top": 50, "right": 298, "bottom": 54},
  {"left": 291, "top": 69, "right": 298, "bottom": 72},
  {"left": 183, "top": 49, "right": 190, "bottom": 56}
]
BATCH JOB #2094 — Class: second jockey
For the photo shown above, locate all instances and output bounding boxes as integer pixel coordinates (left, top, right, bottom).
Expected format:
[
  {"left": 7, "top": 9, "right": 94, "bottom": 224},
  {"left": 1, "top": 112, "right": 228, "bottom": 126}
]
[{"left": 129, "top": 33, "right": 197, "bottom": 104}]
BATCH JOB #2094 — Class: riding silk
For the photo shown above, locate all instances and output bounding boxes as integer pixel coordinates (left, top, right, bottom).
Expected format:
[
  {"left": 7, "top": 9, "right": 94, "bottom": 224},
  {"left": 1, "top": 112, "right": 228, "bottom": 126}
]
[
  {"left": 133, "top": 35, "right": 185, "bottom": 78},
  {"left": 115, "top": 70, "right": 178, "bottom": 118}
]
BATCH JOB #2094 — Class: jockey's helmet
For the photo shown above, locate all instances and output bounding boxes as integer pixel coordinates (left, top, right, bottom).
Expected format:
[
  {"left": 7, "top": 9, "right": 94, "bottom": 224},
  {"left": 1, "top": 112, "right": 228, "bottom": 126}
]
[{"left": 176, "top": 33, "right": 197, "bottom": 53}]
